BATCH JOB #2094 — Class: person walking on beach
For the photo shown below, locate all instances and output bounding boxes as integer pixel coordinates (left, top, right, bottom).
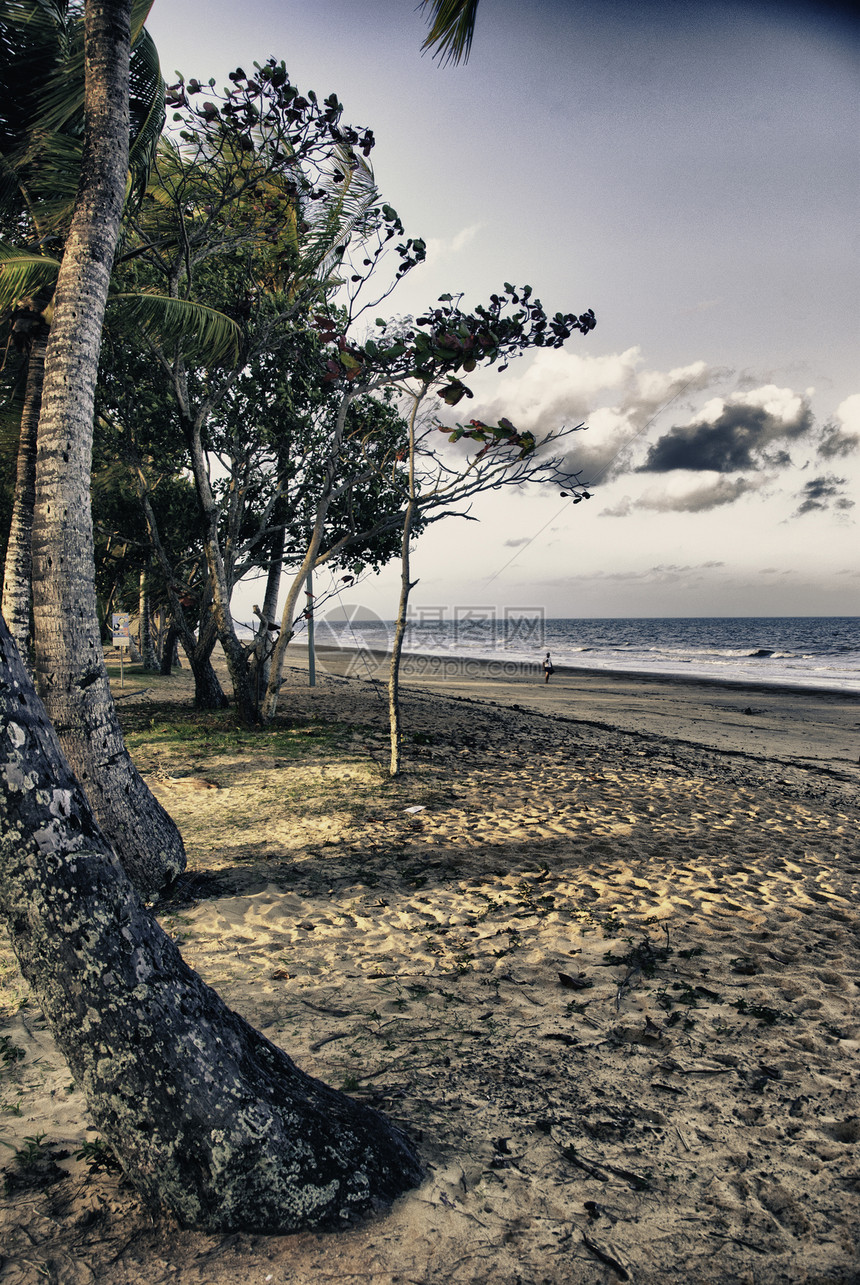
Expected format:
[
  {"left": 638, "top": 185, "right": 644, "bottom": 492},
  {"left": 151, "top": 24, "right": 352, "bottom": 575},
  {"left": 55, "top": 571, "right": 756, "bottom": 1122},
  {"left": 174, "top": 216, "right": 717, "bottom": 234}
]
[{"left": 543, "top": 651, "right": 554, "bottom": 684}]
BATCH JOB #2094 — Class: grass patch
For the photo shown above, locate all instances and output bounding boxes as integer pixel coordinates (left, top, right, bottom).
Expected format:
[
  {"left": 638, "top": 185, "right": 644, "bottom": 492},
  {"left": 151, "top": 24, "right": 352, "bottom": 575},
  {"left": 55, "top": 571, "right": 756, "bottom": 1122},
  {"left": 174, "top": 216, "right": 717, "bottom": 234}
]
[{"left": 119, "top": 704, "right": 348, "bottom": 760}]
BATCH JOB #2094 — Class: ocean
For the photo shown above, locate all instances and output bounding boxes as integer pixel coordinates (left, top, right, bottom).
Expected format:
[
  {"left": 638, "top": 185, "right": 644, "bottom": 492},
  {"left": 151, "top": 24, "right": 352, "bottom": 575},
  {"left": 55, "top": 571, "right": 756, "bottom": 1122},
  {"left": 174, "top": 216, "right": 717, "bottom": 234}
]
[{"left": 306, "top": 613, "right": 860, "bottom": 695}]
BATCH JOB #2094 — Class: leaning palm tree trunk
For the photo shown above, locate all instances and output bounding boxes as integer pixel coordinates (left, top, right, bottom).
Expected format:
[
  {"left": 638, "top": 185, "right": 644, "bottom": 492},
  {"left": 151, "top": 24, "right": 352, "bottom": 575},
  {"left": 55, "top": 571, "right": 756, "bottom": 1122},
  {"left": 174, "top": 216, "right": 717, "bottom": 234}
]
[
  {"left": 30, "top": 0, "right": 185, "bottom": 898},
  {"left": 0, "top": 608, "right": 423, "bottom": 1231},
  {"left": 1, "top": 330, "right": 46, "bottom": 678}
]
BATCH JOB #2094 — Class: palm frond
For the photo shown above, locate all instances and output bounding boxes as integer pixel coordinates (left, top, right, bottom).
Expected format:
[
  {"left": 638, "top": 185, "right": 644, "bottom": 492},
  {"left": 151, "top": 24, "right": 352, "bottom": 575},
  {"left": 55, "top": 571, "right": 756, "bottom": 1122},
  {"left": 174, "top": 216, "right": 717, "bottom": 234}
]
[
  {"left": 21, "top": 2, "right": 85, "bottom": 153},
  {"left": 127, "top": 25, "right": 165, "bottom": 207},
  {"left": 15, "top": 130, "right": 84, "bottom": 234},
  {"left": 129, "top": 0, "right": 154, "bottom": 44},
  {"left": 105, "top": 293, "right": 240, "bottom": 366},
  {"left": 0, "top": 0, "right": 78, "bottom": 221},
  {"left": 0, "top": 243, "right": 60, "bottom": 312},
  {"left": 14, "top": 0, "right": 162, "bottom": 221},
  {"left": 420, "top": 0, "right": 480, "bottom": 66},
  {"left": 0, "top": 151, "right": 26, "bottom": 224},
  {"left": 302, "top": 148, "right": 381, "bottom": 285}
]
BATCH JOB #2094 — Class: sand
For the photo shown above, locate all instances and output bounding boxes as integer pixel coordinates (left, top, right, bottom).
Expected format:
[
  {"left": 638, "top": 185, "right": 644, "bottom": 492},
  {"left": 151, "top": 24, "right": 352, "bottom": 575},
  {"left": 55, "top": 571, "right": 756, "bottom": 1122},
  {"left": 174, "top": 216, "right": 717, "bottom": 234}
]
[{"left": 1, "top": 652, "right": 858, "bottom": 1284}]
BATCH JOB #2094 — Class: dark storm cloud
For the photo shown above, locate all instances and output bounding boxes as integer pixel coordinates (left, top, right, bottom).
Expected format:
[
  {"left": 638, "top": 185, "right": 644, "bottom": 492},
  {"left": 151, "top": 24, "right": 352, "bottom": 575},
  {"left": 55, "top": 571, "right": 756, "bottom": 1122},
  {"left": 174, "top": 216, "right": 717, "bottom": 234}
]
[
  {"left": 817, "top": 423, "right": 860, "bottom": 460},
  {"left": 639, "top": 401, "right": 813, "bottom": 474},
  {"left": 792, "top": 474, "right": 855, "bottom": 517},
  {"left": 602, "top": 475, "right": 759, "bottom": 517}
]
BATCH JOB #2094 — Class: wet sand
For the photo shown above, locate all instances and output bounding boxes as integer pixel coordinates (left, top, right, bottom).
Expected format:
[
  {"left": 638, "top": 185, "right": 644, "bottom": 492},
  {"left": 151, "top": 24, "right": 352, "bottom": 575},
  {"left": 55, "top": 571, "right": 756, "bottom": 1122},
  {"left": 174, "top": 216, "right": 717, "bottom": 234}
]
[{"left": 303, "top": 644, "right": 860, "bottom": 779}]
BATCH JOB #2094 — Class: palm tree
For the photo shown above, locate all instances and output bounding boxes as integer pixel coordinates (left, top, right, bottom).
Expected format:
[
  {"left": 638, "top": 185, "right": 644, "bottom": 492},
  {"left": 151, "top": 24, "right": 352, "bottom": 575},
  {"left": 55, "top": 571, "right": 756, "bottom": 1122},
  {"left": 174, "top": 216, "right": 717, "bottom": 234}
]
[
  {"left": 0, "top": 0, "right": 159, "bottom": 669},
  {"left": 0, "top": 0, "right": 189, "bottom": 897},
  {"left": 420, "top": 0, "right": 480, "bottom": 64},
  {"left": 0, "top": 605, "right": 423, "bottom": 1228},
  {"left": 0, "top": 5, "right": 424, "bottom": 1221},
  {"left": 0, "top": 2, "right": 236, "bottom": 657},
  {"left": 0, "top": 0, "right": 240, "bottom": 894}
]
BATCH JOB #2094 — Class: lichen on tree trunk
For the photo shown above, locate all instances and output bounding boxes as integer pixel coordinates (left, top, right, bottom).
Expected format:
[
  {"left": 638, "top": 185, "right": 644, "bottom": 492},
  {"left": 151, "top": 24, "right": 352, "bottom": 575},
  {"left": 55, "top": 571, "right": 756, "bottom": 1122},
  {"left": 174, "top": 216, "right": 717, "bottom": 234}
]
[
  {"left": 29, "top": 0, "right": 185, "bottom": 897},
  {"left": 1, "top": 330, "right": 46, "bottom": 681},
  {"left": 0, "top": 610, "right": 423, "bottom": 1231}
]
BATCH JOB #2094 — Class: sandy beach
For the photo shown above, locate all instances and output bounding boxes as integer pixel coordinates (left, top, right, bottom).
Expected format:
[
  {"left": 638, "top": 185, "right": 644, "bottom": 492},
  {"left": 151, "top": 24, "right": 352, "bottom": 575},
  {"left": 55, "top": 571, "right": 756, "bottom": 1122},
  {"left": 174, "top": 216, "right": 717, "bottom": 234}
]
[
  {"left": 1, "top": 652, "right": 858, "bottom": 1283},
  {"left": 313, "top": 643, "right": 860, "bottom": 771}
]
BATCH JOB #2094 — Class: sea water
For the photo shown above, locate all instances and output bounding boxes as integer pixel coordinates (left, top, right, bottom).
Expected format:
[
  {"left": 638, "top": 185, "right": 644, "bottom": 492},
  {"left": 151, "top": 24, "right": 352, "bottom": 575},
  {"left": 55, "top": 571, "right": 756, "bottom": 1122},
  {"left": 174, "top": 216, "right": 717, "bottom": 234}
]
[{"left": 307, "top": 613, "right": 860, "bottom": 695}]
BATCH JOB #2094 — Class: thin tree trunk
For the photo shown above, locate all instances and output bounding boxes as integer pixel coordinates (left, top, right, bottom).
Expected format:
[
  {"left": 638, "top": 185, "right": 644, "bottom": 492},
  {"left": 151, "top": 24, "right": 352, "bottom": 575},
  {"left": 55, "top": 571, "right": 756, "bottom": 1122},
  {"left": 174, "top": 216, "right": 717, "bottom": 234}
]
[
  {"left": 0, "top": 610, "right": 423, "bottom": 1231},
  {"left": 388, "top": 393, "right": 423, "bottom": 777},
  {"left": 186, "top": 616, "right": 228, "bottom": 711},
  {"left": 29, "top": 0, "right": 185, "bottom": 898},
  {"left": 262, "top": 544, "right": 318, "bottom": 721},
  {"left": 138, "top": 567, "right": 159, "bottom": 671},
  {"left": 159, "top": 620, "right": 180, "bottom": 675},
  {"left": 263, "top": 394, "right": 353, "bottom": 721},
  {"left": 249, "top": 524, "right": 285, "bottom": 705},
  {"left": 205, "top": 537, "right": 257, "bottom": 723},
  {"left": 130, "top": 469, "right": 222, "bottom": 705},
  {"left": 185, "top": 416, "right": 257, "bottom": 724},
  {"left": 1, "top": 331, "right": 47, "bottom": 678},
  {"left": 388, "top": 500, "right": 417, "bottom": 777}
]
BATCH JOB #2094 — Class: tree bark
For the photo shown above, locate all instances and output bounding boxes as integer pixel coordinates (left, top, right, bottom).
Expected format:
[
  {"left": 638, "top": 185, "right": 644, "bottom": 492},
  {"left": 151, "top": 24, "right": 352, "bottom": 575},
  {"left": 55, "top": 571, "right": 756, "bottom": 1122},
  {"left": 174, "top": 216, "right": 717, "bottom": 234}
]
[
  {"left": 29, "top": 0, "right": 185, "bottom": 898},
  {"left": 130, "top": 468, "right": 224, "bottom": 707},
  {"left": 388, "top": 392, "right": 423, "bottom": 777},
  {"left": 249, "top": 523, "right": 285, "bottom": 706},
  {"left": 159, "top": 620, "right": 180, "bottom": 675},
  {"left": 388, "top": 498, "right": 418, "bottom": 777},
  {"left": 0, "top": 611, "right": 423, "bottom": 1231},
  {"left": 184, "top": 411, "right": 257, "bottom": 724},
  {"left": 1, "top": 330, "right": 47, "bottom": 679},
  {"left": 263, "top": 393, "right": 353, "bottom": 721},
  {"left": 185, "top": 615, "right": 228, "bottom": 711},
  {"left": 138, "top": 567, "right": 159, "bottom": 671}
]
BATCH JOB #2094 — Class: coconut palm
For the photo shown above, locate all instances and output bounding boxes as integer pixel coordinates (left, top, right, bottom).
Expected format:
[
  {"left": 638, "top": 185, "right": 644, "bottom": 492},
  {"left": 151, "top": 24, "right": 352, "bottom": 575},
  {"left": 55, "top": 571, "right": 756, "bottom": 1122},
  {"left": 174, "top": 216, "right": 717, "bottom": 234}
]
[
  {"left": 0, "top": 2, "right": 238, "bottom": 664},
  {"left": 0, "top": 0, "right": 160, "bottom": 668},
  {"left": 421, "top": 0, "right": 481, "bottom": 64},
  {"left": 0, "top": 0, "right": 196, "bottom": 896},
  {"left": 0, "top": 5, "right": 425, "bottom": 1221}
]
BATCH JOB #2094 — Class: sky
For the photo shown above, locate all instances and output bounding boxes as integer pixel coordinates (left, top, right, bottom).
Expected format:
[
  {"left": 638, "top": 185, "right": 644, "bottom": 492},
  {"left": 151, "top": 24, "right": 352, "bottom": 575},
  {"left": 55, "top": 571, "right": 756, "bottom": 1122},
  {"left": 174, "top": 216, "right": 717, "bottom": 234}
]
[{"left": 146, "top": 0, "right": 860, "bottom": 620}]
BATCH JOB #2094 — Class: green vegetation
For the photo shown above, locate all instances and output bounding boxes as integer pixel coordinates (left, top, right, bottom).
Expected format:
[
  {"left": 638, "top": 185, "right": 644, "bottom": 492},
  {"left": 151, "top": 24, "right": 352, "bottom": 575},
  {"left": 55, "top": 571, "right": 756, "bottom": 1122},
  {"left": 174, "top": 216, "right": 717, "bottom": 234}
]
[{"left": 121, "top": 706, "right": 348, "bottom": 760}]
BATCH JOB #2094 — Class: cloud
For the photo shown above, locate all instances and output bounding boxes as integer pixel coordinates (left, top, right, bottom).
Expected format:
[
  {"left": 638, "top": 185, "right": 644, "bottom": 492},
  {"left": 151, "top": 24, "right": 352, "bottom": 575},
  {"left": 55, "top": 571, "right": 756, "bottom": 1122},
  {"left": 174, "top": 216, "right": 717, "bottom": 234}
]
[
  {"left": 463, "top": 352, "right": 854, "bottom": 521},
  {"left": 639, "top": 385, "right": 813, "bottom": 474},
  {"left": 470, "top": 347, "right": 713, "bottom": 485},
  {"left": 836, "top": 392, "right": 860, "bottom": 434},
  {"left": 791, "top": 474, "right": 855, "bottom": 517},
  {"left": 602, "top": 475, "right": 760, "bottom": 516},
  {"left": 424, "top": 222, "right": 484, "bottom": 261},
  {"left": 817, "top": 424, "right": 860, "bottom": 459},
  {"left": 555, "top": 562, "right": 726, "bottom": 585},
  {"left": 502, "top": 537, "right": 530, "bottom": 548},
  {"left": 473, "top": 345, "right": 645, "bottom": 432},
  {"left": 817, "top": 394, "right": 860, "bottom": 459}
]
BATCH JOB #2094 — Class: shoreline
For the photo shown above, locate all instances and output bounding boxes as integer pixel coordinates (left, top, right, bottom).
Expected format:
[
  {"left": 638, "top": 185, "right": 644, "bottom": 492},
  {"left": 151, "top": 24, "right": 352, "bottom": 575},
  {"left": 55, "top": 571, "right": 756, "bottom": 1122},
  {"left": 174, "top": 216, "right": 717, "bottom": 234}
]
[
  {"left": 288, "top": 644, "right": 860, "bottom": 778},
  {"left": 355, "top": 643, "right": 860, "bottom": 699}
]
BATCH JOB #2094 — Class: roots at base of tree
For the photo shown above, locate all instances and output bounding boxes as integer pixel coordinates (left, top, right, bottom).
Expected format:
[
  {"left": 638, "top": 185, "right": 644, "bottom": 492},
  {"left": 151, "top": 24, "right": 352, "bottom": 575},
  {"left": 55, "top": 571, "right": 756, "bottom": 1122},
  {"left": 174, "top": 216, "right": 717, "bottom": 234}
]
[
  {"left": 42, "top": 893, "right": 425, "bottom": 1232},
  {"left": 0, "top": 613, "right": 421, "bottom": 1231}
]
